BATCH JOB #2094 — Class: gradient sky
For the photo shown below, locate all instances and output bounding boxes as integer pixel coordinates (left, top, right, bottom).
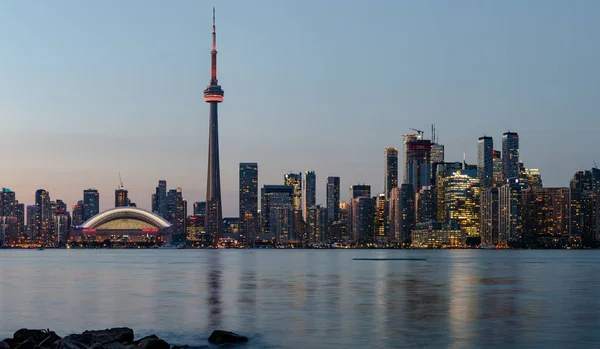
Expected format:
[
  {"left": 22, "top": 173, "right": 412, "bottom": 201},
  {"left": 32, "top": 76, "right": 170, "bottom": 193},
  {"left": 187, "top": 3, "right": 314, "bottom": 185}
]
[{"left": 1, "top": 0, "right": 599, "bottom": 216}]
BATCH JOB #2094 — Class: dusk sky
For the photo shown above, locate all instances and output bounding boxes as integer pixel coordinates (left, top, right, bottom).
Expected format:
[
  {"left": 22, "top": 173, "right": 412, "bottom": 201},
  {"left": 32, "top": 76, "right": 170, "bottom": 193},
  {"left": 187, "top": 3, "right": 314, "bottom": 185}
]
[{"left": 1, "top": 0, "right": 599, "bottom": 216}]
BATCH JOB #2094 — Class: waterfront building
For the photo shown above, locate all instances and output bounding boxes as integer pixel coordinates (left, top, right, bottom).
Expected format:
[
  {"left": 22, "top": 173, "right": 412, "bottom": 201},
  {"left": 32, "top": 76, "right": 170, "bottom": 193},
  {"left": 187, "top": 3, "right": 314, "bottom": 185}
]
[
  {"left": 26, "top": 205, "right": 35, "bottom": 239},
  {"left": 82, "top": 189, "right": 99, "bottom": 222},
  {"left": 261, "top": 185, "right": 295, "bottom": 242},
  {"left": 498, "top": 179, "right": 522, "bottom": 245},
  {"left": 388, "top": 187, "right": 401, "bottom": 242},
  {"left": 55, "top": 212, "right": 71, "bottom": 244},
  {"left": 480, "top": 187, "right": 499, "bottom": 246},
  {"left": 303, "top": 170, "right": 316, "bottom": 219},
  {"left": 74, "top": 207, "right": 172, "bottom": 243},
  {"left": 402, "top": 133, "right": 419, "bottom": 184},
  {"left": 186, "top": 215, "right": 207, "bottom": 246},
  {"left": 166, "top": 188, "right": 187, "bottom": 242},
  {"left": 351, "top": 196, "right": 374, "bottom": 242},
  {"left": 443, "top": 171, "right": 481, "bottom": 238},
  {"left": 411, "top": 221, "right": 467, "bottom": 248},
  {"left": 570, "top": 170, "right": 600, "bottom": 246},
  {"left": 35, "top": 189, "right": 51, "bottom": 243},
  {"left": 399, "top": 184, "right": 415, "bottom": 244},
  {"left": 348, "top": 184, "right": 371, "bottom": 239},
  {"left": 384, "top": 147, "right": 398, "bottom": 198},
  {"left": 306, "top": 205, "right": 327, "bottom": 244},
  {"left": 373, "top": 193, "right": 387, "bottom": 242},
  {"left": 477, "top": 136, "right": 493, "bottom": 188},
  {"left": 522, "top": 187, "right": 571, "bottom": 247},
  {"left": 502, "top": 131, "right": 520, "bottom": 181},
  {"left": 239, "top": 163, "right": 258, "bottom": 245},
  {"left": 326, "top": 177, "right": 340, "bottom": 222},
  {"left": 16, "top": 202, "right": 24, "bottom": 241}
]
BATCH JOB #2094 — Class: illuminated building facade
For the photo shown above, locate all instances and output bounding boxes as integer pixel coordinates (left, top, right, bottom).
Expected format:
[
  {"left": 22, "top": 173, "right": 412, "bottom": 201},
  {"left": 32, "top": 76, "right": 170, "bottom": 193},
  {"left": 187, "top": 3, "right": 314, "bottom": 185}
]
[
  {"left": 499, "top": 180, "right": 522, "bottom": 244},
  {"left": 326, "top": 176, "right": 340, "bottom": 222},
  {"left": 502, "top": 131, "right": 520, "bottom": 181},
  {"left": 284, "top": 173, "right": 302, "bottom": 212},
  {"left": 411, "top": 221, "right": 466, "bottom": 248},
  {"left": 351, "top": 196, "right": 374, "bottom": 242},
  {"left": 373, "top": 193, "right": 387, "bottom": 242},
  {"left": 570, "top": 169, "right": 600, "bottom": 246},
  {"left": 524, "top": 169, "right": 543, "bottom": 189},
  {"left": 522, "top": 187, "right": 571, "bottom": 246},
  {"left": 83, "top": 189, "right": 99, "bottom": 222},
  {"left": 478, "top": 136, "right": 493, "bottom": 188},
  {"left": 115, "top": 188, "right": 129, "bottom": 207},
  {"left": 385, "top": 147, "right": 398, "bottom": 198},
  {"left": 193, "top": 201, "right": 206, "bottom": 216},
  {"left": 431, "top": 143, "right": 445, "bottom": 165},
  {"left": 443, "top": 172, "right": 481, "bottom": 237},
  {"left": 348, "top": 184, "right": 371, "bottom": 237},
  {"left": 166, "top": 188, "right": 187, "bottom": 242},
  {"left": 405, "top": 139, "right": 433, "bottom": 193},
  {"left": 399, "top": 184, "right": 415, "bottom": 243},
  {"left": 261, "top": 185, "right": 295, "bottom": 242},
  {"left": 492, "top": 150, "right": 503, "bottom": 187},
  {"left": 306, "top": 205, "right": 327, "bottom": 243},
  {"left": 35, "top": 189, "right": 51, "bottom": 243},
  {"left": 434, "top": 162, "right": 462, "bottom": 222},
  {"left": 416, "top": 186, "right": 436, "bottom": 223},
  {"left": 480, "top": 187, "right": 499, "bottom": 245},
  {"left": 239, "top": 163, "right": 258, "bottom": 245},
  {"left": 152, "top": 180, "right": 168, "bottom": 218},
  {"left": 303, "top": 170, "right": 316, "bottom": 219}
]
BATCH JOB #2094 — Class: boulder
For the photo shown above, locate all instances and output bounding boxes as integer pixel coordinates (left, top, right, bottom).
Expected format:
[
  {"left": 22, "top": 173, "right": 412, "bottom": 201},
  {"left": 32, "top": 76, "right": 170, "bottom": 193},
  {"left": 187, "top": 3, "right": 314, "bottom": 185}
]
[
  {"left": 207, "top": 331, "right": 248, "bottom": 345},
  {"left": 62, "top": 333, "right": 95, "bottom": 346},
  {"left": 38, "top": 331, "right": 61, "bottom": 348},
  {"left": 90, "top": 344, "right": 105, "bottom": 349},
  {"left": 13, "top": 330, "right": 46, "bottom": 344},
  {"left": 124, "top": 345, "right": 137, "bottom": 349},
  {"left": 14, "top": 338, "right": 36, "bottom": 349},
  {"left": 54, "top": 339, "right": 90, "bottom": 349},
  {"left": 1, "top": 339, "right": 12, "bottom": 349},
  {"left": 0, "top": 341, "right": 10, "bottom": 349},
  {"left": 103, "top": 342, "right": 125, "bottom": 349},
  {"left": 82, "top": 328, "right": 135, "bottom": 345},
  {"left": 137, "top": 338, "right": 169, "bottom": 349},
  {"left": 132, "top": 335, "right": 158, "bottom": 346}
]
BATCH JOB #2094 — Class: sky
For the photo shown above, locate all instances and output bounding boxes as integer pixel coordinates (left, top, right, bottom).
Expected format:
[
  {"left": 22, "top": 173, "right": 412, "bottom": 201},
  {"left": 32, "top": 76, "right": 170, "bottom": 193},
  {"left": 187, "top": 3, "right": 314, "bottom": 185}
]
[{"left": 1, "top": 0, "right": 599, "bottom": 216}]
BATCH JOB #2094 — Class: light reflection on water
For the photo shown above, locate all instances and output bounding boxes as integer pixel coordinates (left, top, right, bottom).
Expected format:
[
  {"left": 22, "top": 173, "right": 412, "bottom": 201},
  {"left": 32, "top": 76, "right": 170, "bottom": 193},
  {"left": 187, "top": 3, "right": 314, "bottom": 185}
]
[{"left": 1, "top": 250, "right": 600, "bottom": 348}]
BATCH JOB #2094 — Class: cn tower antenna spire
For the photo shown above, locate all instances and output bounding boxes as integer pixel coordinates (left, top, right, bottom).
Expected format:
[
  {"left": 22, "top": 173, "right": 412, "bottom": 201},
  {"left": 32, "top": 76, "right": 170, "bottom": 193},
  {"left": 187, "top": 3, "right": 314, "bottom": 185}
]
[{"left": 210, "top": 7, "right": 218, "bottom": 85}]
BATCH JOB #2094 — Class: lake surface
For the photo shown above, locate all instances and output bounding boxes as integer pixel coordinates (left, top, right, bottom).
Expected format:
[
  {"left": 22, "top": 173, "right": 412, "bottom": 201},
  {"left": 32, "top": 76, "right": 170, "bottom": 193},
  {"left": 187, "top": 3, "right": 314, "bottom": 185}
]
[{"left": 1, "top": 249, "right": 600, "bottom": 348}]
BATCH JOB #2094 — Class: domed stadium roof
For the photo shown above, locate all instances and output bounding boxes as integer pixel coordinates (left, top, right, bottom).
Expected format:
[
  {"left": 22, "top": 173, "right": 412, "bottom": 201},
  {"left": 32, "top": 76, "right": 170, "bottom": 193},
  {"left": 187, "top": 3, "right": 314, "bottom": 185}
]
[{"left": 81, "top": 207, "right": 171, "bottom": 230}]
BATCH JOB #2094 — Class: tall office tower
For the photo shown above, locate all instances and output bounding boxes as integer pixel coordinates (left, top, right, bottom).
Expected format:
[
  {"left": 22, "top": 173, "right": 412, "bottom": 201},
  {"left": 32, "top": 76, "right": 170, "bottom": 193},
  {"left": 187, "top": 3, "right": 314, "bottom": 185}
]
[
  {"left": 388, "top": 187, "right": 401, "bottom": 241},
  {"left": 522, "top": 187, "right": 571, "bottom": 246},
  {"left": 399, "top": 184, "right": 415, "bottom": 244},
  {"left": 26, "top": 205, "right": 35, "bottom": 239},
  {"left": 72, "top": 201, "right": 84, "bottom": 227},
  {"left": 348, "top": 185, "right": 371, "bottom": 236},
  {"left": 477, "top": 136, "right": 494, "bottom": 188},
  {"left": 498, "top": 179, "right": 522, "bottom": 245},
  {"left": 351, "top": 196, "right": 374, "bottom": 242},
  {"left": 115, "top": 187, "right": 129, "bottom": 207},
  {"left": 303, "top": 170, "right": 316, "bottom": 219},
  {"left": 492, "top": 150, "right": 503, "bottom": 187},
  {"left": 261, "top": 185, "right": 295, "bottom": 242},
  {"left": 152, "top": 180, "right": 168, "bottom": 217},
  {"left": 306, "top": 205, "right": 327, "bottom": 244},
  {"left": 430, "top": 144, "right": 445, "bottom": 166},
  {"left": 193, "top": 201, "right": 207, "bottom": 216},
  {"left": 373, "top": 193, "right": 387, "bottom": 242},
  {"left": 284, "top": 173, "right": 302, "bottom": 212},
  {"left": 35, "top": 189, "right": 51, "bottom": 242},
  {"left": 16, "top": 202, "right": 24, "bottom": 240},
  {"left": 82, "top": 189, "right": 99, "bottom": 222},
  {"left": 166, "top": 188, "right": 187, "bottom": 241},
  {"left": 405, "top": 139, "right": 433, "bottom": 193},
  {"left": 204, "top": 9, "right": 225, "bottom": 245},
  {"left": 481, "top": 187, "right": 499, "bottom": 246},
  {"left": 49, "top": 200, "right": 57, "bottom": 242},
  {"left": 402, "top": 133, "right": 419, "bottom": 184},
  {"left": 0, "top": 188, "right": 16, "bottom": 217},
  {"left": 524, "top": 169, "right": 543, "bottom": 189},
  {"left": 570, "top": 170, "right": 598, "bottom": 244},
  {"left": 239, "top": 163, "right": 258, "bottom": 246},
  {"left": 434, "top": 162, "right": 463, "bottom": 221},
  {"left": 55, "top": 212, "right": 70, "bottom": 244},
  {"left": 443, "top": 172, "right": 481, "bottom": 237},
  {"left": 0, "top": 188, "right": 17, "bottom": 244},
  {"left": 502, "top": 131, "right": 520, "bottom": 181},
  {"left": 384, "top": 148, "right": 398, "bottom": 198},
  {"left": 326, "top": 177, "right": 340, "bottom": 222},
  {"left": 416, "top": 186, "right": 436, "bottom": 223}
]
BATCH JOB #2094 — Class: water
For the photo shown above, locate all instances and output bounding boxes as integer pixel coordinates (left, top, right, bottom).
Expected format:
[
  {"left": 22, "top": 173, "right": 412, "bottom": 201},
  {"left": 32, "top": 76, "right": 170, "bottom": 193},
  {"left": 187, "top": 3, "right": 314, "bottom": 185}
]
[{"left": 1, "top": 249, "right": 600, "bottom": 348}]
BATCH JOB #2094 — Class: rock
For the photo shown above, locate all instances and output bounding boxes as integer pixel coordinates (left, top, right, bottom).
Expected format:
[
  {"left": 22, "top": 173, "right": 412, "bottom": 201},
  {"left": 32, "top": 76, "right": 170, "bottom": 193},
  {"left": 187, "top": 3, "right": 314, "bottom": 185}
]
[
  {"left": 62, "top": 334, "right": 95, "bottom": 347},
  {"left": 124, "top": 345, "right": 137, "bottom": 349},
  {"left": 38, "top": 332, "right": 61, "bottom": 348},
  {"left": 0, "top": 341, "right": 10, "bottom": 349},
  {"left": 14, "top": 338, "right": 36, "bottom": 349},
  {"left": 90, "top": 344, "right": 105, "bottom": 349},
  {"left": 13, "top": 330, "right": 47, "bottom": 344},
  {"left": 207, "top": 331, "right": 248, "bottom": 345},
  {"left": 172, "top": 346, "right": 208, "bottom": 349},
  {"left": 1, "top": 339, "right": 12, "bottom": 349},
  {"left": 132, "top": 336, "right": 158, "bottom": 346},
  {"left": 137, "top": 338, "right": 169, "bottom": 349},
  {"left": 82, "top": 328, "right": 135, "bottom": 345},
  {"left": 54, "top": 339, "right": 89, "bottom": 349},
  {"left": 103, "top": 342, "right": 125, "bottom": 349}
]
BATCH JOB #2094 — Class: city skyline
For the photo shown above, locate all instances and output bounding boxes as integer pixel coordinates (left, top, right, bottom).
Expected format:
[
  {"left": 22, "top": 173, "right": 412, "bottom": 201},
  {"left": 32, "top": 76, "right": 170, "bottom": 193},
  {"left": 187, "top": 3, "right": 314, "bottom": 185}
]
[{"left": 2, "top": 1, "right": 599, "bottom": 215}]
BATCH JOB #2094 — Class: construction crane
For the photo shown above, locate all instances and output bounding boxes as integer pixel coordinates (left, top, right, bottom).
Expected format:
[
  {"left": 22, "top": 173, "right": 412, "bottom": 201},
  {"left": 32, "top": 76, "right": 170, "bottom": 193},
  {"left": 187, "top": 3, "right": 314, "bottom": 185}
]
[
  {"left": 594, "top": 161, "right": 598, "bottom": 169},
  {"left": 118, "top": 172, "right": 124, "bottom": 190},
  {"left": 410, "top": 128, "right": 424, "bottom": 139}
]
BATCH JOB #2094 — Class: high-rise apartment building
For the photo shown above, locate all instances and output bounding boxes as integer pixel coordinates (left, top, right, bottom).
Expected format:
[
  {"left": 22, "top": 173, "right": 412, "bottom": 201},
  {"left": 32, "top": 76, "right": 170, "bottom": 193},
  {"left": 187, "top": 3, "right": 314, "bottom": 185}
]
[
  {"left": 26, "top": 205, "right": 35, "bottom": 239},
  {"left": 303, "top": 170, "right": 316, "bottom": 219},
  {"left": 261, "top": 185, "right": 295, "bottom": 242},
  {"left": 82, "top": 189, "right": 99, "bottom": 222},
  {"left": 373, "top": 193, "right": 387, "bottom": 242},
  {"left": 480, "top": 187, "right": 499, "bottom": 246},
  {"left": 72, "top": 201, "right": 84, "bottom": 227},
  {"left": 348, "top": 184, "right": 371, "bottom": 237},
  {"left": 399, "top": 184, "right": 415, "bottom": 244},
  {"left": 522, "top": 187, "right": 571, "bottom": 246},
  {"left": 524, "top": 169, "right": 543, "bottom": 189},
  {"left": 384, "top": 148, "right": 398, "bottom": 198},
  {"left": 35, "top": 189, "right": 51, "bottom": 242},
  {"left": 478, "top": 136, "right": 493, "bottom": 188},
  {"left": 492, "top": 150, "right": 503, "bottom": 187},
  {"left": 166, "top": 188, "right": 186, "bottom": 242},
  {"left": 405, "top": 139, "right": 433, "bottom": 193},
  {"left": 502, "top": 132, "right": 520, "bottom": 181},
  {"left": 499, "top": 179, "right": 522, "bottom": 245},
  {"left": 306, "top": 205, "right": 327, "bottom": 244},
  {"left": 284, "top": 173, "right": 302, "bottom": 212},
  {"left": 152, "top": 180, "right": 168, "bottom": 218},
  {"left": 326, "top": 177, "right": 340, "bottom": 222},
  {"left": 239, "top": 163, "right": 258, "bottom": 245},
  {"left": 351, "top": 196, "right": 374, "bottom": 242},
  {"left": 430, "top": 143, "right": 445, "bottom": 166},
  {"left": 416, "top": 186, "right": 436, "bottom": 223}
]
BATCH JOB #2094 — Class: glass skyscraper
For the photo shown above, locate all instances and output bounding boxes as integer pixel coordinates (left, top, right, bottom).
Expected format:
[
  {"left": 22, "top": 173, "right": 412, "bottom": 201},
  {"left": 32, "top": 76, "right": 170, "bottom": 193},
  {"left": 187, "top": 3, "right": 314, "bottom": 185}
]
[
  {"left": 502, "top": 132, "right": 520, "bottom": 181},
  {"left": 478, "top": 136, "right": 493, "bottom": 188},
  {"left": 326, "top": 176, "right": 340, "bottom": 222},
  {"left": 385, "top": 147, "right": 398, "bottom": 198},
  {"left": 239, "top": 163, "right": 258, "bottom": 245}
]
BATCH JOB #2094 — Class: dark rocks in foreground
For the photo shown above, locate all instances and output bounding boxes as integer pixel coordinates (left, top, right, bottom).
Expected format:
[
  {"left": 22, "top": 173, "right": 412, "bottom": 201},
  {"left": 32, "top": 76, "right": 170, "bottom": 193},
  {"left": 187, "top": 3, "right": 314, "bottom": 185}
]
[
  {"left": 1, "top": 328, "right": 248, "bottom": 349},
  {"left": 207, "top": 331, "right": 248, "bottom": 345}
]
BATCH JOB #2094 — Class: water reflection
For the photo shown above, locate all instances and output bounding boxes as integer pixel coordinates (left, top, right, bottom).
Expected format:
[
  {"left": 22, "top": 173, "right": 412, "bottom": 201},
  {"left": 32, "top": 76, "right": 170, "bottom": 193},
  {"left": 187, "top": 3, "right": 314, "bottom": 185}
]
[{"left": 207, "top": 252, "right": 222, "bottom": 330}]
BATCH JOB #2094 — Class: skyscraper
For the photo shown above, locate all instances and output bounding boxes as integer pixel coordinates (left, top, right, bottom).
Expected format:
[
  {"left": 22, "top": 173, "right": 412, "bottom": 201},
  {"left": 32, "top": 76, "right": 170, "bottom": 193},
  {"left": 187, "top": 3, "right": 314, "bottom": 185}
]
[
  {"left": 152, "top": 180, "right": 168, "bottom": 217},
  {"left": 35, "top": 189, "right": 50, "bottom": 242},
  {"left": 303, "top": 170, "right": 316, "bottom": 219},
  {"left": 326, "top": 177, "right": 340, "bottom": 222},
  {"left": 261, "top": 185, "right": 295, "bottom": 242},
  {"left": 239, "top": 163, "right": 258, "bottom": 245},
  {"left": 443, "top": 172, "right": 481, "bottom": 237},
  {"left": 166, "top": 188, "right": 187, "bottom": 242},
  {"left": 204, "top": 8, "right": 225, "bottom": 245},
  {"left": 477, "top": 136, "right": 493, "bottom": 188},
  {"left": 373, "top": 193, "right": 388, "bottom": 242},
  {"left": 384, "top": 147, "right": 398, "bottom": 198},
  {"left": 115, "top": 187, "right": 129, "bottom": 207},
  {"left": 492, "top": 150, "right": 503, "bottom": 187},
  {"left": 193, "top": 201, "right": 206, "bottom": 216},
  {"left": 351, "top": 196, "right": 374, "bottom": 242},
  {"left": 502, "top": 132, "right": 520, "bottom": 181},
  {"left": 405, "top": 139, "right": 433, "bottom": 193},
  {"left": 481, "top": 187, "right": 499, "bottom": 246},
  {"left": 416, "top": 186, "right": 436, "bottom": 223},
  {"left": 284, "top": 173, "right": 302, "bottom": 212},
  {"left": 499, "top": 179, "right": 522, "bottom": 245},
  {"left": 82, "top": 189, "right": 99, "bottom": 222},
  {"left": 306, "top": 205, "right": 327, "bottom": 244},
  {"left": 522, "top": 187, "right": 571, "bottom": 246},
  {"left": 399, "top": 184, "right": 415, "bottom": 244},
  {"left": 26, "top": 205, "right": 35, "bottom": 239},
  {"left": 72, "top": 201, "right": 84, "bottom": 227}
]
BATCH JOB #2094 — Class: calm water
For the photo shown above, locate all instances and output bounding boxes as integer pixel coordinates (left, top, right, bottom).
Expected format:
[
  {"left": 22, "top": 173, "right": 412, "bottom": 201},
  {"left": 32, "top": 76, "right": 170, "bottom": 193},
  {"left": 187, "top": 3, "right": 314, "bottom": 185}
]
[{"left": 1, "top": 249, "right": 600, "bottom": 348}]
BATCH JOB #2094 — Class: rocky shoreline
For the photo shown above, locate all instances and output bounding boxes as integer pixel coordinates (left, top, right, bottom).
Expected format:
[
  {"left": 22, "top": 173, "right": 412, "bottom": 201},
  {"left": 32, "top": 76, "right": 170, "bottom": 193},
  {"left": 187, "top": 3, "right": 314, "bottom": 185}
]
[{"left": 1, "top": 328, "right": 248, "bottom": 349}]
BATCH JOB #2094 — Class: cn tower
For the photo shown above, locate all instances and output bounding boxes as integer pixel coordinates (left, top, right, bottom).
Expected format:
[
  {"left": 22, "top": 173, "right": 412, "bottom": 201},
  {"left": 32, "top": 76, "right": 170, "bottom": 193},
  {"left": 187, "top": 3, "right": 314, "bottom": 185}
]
[{"left": 204, "top": 7, "right": 224, "bottom": 245}]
